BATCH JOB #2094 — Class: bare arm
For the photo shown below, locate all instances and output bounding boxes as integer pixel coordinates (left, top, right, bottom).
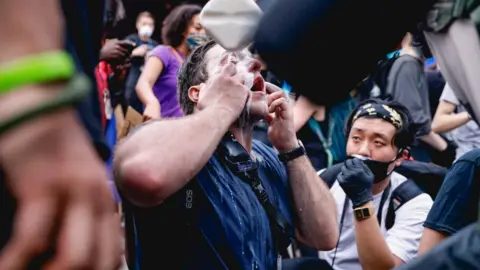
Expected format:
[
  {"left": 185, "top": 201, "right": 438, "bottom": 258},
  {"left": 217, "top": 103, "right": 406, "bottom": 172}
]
[
  {"left": 354, "top": 202, "right": 403, "bottom": 270},
  {"left": 418, "top": 228, "right": 448, "bottom": 255},
  {"left": 0, "top": 0, "right": 62, "bottom": 63},
  {"left": 287, "top": 154, "right": 338, "bottom": 250},
  {"left": 419, "top": 131, "right": 447, "bottom": 151},
  {"left": 114, "top": 105, "right": 237, "bottom": 207},
  {"left": 0, "top": 3, "right": 64, "bottom": 121},
  {"left": 0, "top": 1, "right": 121, "bottom": 269},
  {"left": 265, "top": 84, "right": 337, "bottom": 250},
  {"left": 432, "top": 101, "right": 471, "bottom": 134},
  {"left": 136, "top": 56, "right": 163, "bottom": 106},
  {"left": 293, "top": 96, "right": 316, "bottom": 132}
]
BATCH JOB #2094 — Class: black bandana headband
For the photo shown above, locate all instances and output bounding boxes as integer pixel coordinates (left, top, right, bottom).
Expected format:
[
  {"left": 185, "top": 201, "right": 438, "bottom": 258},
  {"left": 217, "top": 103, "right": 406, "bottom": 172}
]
[{"left": 353, "top": 103, "right": 403, "bottom": 129}]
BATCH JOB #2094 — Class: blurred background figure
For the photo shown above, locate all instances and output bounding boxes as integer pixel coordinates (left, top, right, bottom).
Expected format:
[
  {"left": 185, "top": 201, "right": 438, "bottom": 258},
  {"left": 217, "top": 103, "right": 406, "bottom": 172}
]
[
  {"left": 124, "top": 11, "right": 159, "bottom": 113},
  {"left": 136, "top": 4, "right": 206, "bottom": 120},
  {"left": 432, "top": 83, "right": 479, "bottom": 161}
]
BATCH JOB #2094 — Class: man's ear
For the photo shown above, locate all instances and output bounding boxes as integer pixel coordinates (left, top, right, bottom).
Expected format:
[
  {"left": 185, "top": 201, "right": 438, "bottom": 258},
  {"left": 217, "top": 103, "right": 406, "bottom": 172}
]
[
  {"left": 188, "top": 85, "right": 201, "bottom": 104},
  {"left": 395, "top": 157, "right": 403, "bottom": 167},
  {"left": 395, "top": 148, "right": 409, "bottom": 166}
]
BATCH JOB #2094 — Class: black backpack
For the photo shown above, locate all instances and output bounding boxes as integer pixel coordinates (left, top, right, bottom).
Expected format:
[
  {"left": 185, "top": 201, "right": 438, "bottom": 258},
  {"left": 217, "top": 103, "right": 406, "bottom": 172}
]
[
  {"left": 319, "top": 160, "right": 447, "bottom": 230},
  {"left": 370, "top": 52, "right": 400, "bottom": 99}
]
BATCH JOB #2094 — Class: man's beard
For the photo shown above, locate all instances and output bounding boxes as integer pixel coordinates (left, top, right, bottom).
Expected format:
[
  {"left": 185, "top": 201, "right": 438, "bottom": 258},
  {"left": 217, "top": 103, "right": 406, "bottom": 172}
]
[
  {"left": 237, "top": 99, "right": 254, "bottom": 127},
  {"left": 236, "top": 98, "right": 267, "bottom": 127}
]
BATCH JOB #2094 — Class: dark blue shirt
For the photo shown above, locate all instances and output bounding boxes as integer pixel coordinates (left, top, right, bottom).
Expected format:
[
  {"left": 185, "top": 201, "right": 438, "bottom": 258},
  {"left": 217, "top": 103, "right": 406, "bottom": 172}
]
[
  {"left": 424, "top": 149, "right": 480, "bottom": 235},
  {"left": 124, "top": 34, "right": 159, "bottom": 112},
  {"left": 124, "top": 140, "right": 294, "bottom": 270},
  {"left": 394, "top": 223, "right": 480, "bottom": 270},
  {"left": 62, "top": 0, "right": 109, "bottom": 160}
]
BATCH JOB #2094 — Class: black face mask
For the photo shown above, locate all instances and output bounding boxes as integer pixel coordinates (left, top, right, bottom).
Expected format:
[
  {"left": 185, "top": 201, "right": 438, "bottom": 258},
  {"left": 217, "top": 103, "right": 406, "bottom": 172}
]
[{"left": 349, "top": 155, "right": 396, "bottom": 183}]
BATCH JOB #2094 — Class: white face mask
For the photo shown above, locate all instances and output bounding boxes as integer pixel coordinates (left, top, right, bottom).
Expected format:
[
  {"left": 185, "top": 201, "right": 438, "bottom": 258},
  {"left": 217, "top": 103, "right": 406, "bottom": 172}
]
[{"left": 139, "top": 25, "right": 153, "bottom": 38}]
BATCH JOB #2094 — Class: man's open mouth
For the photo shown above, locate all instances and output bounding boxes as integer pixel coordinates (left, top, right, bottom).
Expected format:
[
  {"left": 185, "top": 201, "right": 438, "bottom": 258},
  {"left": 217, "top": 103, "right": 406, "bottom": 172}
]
[{"left": 251, "top": 75, "right": 265, "bottom": 92}]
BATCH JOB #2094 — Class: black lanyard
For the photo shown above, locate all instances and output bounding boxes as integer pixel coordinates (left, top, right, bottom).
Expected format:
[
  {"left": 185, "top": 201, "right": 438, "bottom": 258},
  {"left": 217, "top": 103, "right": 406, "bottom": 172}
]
[{"left": 331, "top": 182, "right": 392, "bottom": 267}]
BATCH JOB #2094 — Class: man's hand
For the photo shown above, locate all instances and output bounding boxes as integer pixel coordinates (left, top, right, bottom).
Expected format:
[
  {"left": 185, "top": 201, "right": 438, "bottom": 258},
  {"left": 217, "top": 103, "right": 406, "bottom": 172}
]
[
  {"left": 100, "top": 39, "right": 134, "bottom": 64},
  {"left": 264, "top": 83, "right": 298, "bottom": 152},
  {"left": 0, "top": 110, "right": 122, "bottom": 270},
  {"left": 131, "top": 44, "right": 149, "bottom": 57},
  {"left": 197, "top": 61, "right": 250, "bottom": 120},
  {"left": 338, "top": 158, "right": 374, "bottom": 208}
]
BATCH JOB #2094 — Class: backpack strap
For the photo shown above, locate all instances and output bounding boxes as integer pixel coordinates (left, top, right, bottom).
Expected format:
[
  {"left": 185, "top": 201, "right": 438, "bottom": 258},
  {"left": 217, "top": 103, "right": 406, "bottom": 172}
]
[
  {"left": 318, "top": 163, "right": 343, "bottom": 188},
  {"left": 385, "top": 179, "right": 424, "bottom": 230}
]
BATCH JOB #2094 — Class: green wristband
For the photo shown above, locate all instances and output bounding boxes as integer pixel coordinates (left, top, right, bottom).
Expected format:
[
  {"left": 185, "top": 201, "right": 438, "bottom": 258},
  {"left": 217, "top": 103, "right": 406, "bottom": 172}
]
[
  {"left": 0, "top": 74, "right": 91, "bottom": 135},
  {"left": 0, "top": 51, "right": 75, "bottom": 94}
]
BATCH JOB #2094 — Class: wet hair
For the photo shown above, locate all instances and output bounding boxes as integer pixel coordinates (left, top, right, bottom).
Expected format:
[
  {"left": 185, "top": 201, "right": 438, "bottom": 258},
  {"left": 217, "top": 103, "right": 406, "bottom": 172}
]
[
  {"left": 161, "top": 4, "right": 202, "bottom": 47},
  {"left": 344, "top": 98, "right": 416, "bottom": 151},
  {"left": 136, "top": 11, "right": 155, "bottom": 23},
  {"left": 177, "top": 40, "right": 217, "bottom": 115}
]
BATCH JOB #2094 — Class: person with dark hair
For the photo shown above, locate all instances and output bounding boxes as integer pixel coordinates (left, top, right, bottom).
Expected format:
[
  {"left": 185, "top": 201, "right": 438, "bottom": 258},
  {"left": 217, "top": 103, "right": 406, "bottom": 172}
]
[
  {"left": 136, "top": 4, "right": 206, "bottom": 119},
  {"left": 431, "top": 83, "right": 479, "bottom": 160},
  {"left": 124, "top": 11, "right": 159, "bottom": 113},
  {"left": 317, "top": 99, "right": 433, "bottom": 270},
  {"left": 384, "top": 33, "right": 454, "bottom": 166},
  {"left": 114, "top": 40, "right": 338, "bottom": 269}
]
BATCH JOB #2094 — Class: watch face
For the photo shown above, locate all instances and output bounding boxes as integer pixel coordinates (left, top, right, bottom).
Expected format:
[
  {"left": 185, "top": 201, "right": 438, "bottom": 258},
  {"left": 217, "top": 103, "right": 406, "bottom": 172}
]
[
  {"left": 355, "top": 208, "right": 371, "bottom": 220},
  {"left": 355, "top": 210, "right": 364, "bottom": 220}
]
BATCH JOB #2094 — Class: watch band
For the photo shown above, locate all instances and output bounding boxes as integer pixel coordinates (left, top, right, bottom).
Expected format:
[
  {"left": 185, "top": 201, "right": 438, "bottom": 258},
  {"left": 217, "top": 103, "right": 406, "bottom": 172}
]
[
  {"left": 353, "top": 205, "right": 374, "bottom": 221},
  {"left": 0, "top": 51, "right": 75, "bottom": 95},
  {"left": 278, "top": 140, "right": 305, "bottom": 163}
]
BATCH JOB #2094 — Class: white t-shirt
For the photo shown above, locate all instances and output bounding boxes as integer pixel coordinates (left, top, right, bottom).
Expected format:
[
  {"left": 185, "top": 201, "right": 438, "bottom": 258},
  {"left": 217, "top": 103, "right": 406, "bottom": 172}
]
[
  {"left": 440, "top": 83, "right": 480, "bottom": 160},
  {"left": 317, "top": 171, "right": 433, "bottom": 270}
]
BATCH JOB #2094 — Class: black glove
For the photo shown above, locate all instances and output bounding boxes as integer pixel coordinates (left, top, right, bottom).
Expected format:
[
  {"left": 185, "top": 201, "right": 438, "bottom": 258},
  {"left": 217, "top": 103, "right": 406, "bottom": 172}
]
[{"left": 337, "top": 158, "right": 374, "bottom": 208}]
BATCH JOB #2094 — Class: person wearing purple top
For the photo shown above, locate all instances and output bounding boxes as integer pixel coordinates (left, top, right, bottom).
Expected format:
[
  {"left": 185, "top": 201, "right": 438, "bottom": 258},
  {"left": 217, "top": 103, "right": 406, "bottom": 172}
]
[
  {"left": 147, "top": 45, "right": 186, "bottom": 117},
  {"left": 136, "top": 4, "right": 206, "bottom": 119}
]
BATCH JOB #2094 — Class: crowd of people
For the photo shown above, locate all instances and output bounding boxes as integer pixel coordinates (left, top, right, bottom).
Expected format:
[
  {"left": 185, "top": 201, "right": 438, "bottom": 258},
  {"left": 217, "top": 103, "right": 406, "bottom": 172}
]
[{"left": 0, "top": 0, "right": 479, "bottom": 269}]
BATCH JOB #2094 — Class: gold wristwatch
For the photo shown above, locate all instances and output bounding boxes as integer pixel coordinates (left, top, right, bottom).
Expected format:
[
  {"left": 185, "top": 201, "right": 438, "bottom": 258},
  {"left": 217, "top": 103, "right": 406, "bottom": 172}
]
[{"left": 353, "top": 205, "right": 375, "bottom": 221}]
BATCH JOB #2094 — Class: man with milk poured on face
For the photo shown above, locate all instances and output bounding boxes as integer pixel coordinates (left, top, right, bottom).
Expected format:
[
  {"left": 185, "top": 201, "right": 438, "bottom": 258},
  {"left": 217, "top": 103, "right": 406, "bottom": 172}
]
[
  {"left": 317, "top": 99, "right": 433, "bottom": 270},
  {"left": 114, "top": 40, "right": 339, "bottom": 269}
]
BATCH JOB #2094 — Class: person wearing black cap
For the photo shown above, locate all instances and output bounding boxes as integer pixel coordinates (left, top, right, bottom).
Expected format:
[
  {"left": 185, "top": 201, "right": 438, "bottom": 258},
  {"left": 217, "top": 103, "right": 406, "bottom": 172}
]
[{"left": 318, "top": 99, "right": 433, "bottom": 270}]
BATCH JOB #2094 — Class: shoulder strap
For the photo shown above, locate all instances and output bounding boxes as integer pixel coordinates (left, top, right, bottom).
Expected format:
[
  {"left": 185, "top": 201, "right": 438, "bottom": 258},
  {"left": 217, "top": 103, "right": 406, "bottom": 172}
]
[
  {"left": 168, "top": 46, "right": 184, "bottom": 65},
  {"left": 220, "top": 138, "right": 292, "bottom": 254},
  {"left": 318, "top": 163, "right": 343, "bottom": 188},
  {"left": 385, "top": 179, "right": 424, "bottom": 230}
]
